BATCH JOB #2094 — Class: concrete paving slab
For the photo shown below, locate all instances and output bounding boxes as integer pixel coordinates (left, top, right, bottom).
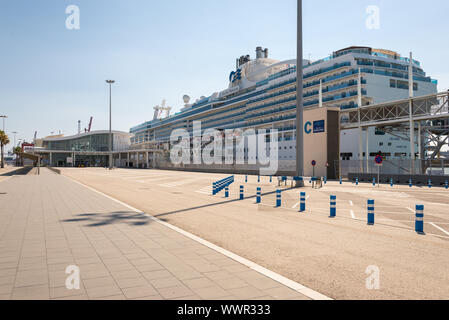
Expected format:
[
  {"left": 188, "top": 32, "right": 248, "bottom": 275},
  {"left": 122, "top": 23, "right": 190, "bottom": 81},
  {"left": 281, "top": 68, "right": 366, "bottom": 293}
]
[{"left": 0, "top": 168, "right": 316, "bottom": 300}]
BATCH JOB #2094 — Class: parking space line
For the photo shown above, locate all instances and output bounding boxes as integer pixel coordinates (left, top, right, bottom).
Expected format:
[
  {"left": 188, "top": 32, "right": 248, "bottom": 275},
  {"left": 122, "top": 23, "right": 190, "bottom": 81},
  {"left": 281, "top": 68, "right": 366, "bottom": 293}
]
[
  {"left": 349, "top": 200, "right": 353, "bottom": 206},
  {"left": 350, "top": 210, "right": 355, "bottom": 219},
  {"left": 430, "top": 223, "right": 449, "bottom": 236},
  {"left": 159, "top": 179, "right": 197, "bottom": 188},
  {"left": 196, "top": 186, "right": 212, "bottom": 195}
]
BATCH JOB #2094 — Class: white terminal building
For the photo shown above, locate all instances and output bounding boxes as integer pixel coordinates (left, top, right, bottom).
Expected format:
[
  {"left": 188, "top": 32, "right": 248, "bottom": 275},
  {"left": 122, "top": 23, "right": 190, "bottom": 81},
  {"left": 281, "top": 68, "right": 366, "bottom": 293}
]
[{"left": 129, "top": 46, "right": 438, "bottom": 174}]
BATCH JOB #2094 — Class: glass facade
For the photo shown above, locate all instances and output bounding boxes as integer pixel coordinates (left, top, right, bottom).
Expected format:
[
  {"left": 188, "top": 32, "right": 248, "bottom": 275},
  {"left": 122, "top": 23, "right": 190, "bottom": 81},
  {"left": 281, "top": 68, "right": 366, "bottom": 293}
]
[{"left": 44, "top": 133, "right": 111, "bottom": 152}]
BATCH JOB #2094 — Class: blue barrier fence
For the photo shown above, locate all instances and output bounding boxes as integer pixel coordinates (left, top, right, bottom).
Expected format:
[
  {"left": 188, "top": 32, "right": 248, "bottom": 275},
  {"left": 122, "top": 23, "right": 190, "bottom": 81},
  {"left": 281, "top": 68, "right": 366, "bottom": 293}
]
[{"left": 213, "top": 176, "right": 234, "bottom": 195}]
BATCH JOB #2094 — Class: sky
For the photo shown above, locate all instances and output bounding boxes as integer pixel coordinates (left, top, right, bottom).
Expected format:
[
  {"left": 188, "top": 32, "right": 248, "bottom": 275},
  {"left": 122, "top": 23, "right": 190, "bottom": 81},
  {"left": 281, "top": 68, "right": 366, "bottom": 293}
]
[{"left": 1, "top": 0, "right": 449, "bottom": 145}]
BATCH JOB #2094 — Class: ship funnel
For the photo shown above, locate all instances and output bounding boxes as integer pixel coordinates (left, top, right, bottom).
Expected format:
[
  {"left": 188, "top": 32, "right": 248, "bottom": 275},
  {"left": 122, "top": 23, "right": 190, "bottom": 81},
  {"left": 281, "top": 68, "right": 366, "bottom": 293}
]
[{"left": 256, "top": 46, "right": 264, "bottom": 59}]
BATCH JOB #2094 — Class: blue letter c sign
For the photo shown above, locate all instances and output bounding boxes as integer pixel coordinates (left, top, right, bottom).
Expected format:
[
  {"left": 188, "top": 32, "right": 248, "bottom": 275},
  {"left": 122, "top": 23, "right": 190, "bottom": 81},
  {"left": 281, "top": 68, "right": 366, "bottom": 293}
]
[{"left": 304, "top": 121, "right": 312, "bottom": 134}]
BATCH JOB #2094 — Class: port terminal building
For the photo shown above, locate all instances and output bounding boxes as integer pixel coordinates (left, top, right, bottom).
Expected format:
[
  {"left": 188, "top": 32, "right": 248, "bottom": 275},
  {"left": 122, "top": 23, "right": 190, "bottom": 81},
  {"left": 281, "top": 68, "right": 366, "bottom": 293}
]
[{"left": 31, "top": 131, "right": 134, "bottom": 167}]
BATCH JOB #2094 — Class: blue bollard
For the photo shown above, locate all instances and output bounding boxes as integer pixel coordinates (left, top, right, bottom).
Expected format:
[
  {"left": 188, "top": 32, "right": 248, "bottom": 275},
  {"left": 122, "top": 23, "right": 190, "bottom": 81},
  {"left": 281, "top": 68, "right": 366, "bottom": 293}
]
[
  {"left": 225, "top": 186, "right": 229, "bottom": 198},
  {"left": 356, "top": 177, "right": 359, "bottom": 186},
  {"left": 373, "top": 178, "right": 376, "bottom": 187},
  {"left": 324, "top": 176, "right": 327, "bottom": 184},
  {"left": 415, "top": 205, "right": 424, "bottom": 233},
  {"left": 256, "top": 187, "right": 261, "bottom": 204},
  {"left": 409, "top": 178, "right": 412, "bottom": 188},
  {"left": 340, "top": 177, "right": 342, "bottom": 185},
  {"left": 276, "top": 190, "right": 281, "bottom": 207},
  {"left": 428, "top": 179, "right": 432, "bottom": 189},
  {"left": 212, "top": 182, "right": 216, "bottom": 195},
  {"left": 258, "top": 175, "right": 260, "bottom": 183},
  {"left": 445, "top": 180, "right": 448, "bottom": 189},
  {"left": 245, "top": 175, "right": 247, "bottom": 183},
  {"left": 270, "top": 176, "right": 272, "bottom": 183},
  {"left": 300, "top": 192, "right": 306, "bottom": 212},
  {"left": 367, "top": 199, "right": 375, "bottom": 225},
  {"left": 240, "top": 185, "right": 244, "bottom": 200},
  {"left": 330, "top": 195, "right": 336, "bottom": 217},
  {"left": 390, "top": 178, "right": 393, "bottom": 187}
]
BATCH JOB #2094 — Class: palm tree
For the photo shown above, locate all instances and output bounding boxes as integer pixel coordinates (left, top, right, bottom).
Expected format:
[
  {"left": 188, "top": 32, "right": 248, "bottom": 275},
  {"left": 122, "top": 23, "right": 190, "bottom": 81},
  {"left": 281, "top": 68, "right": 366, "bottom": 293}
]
[
  {"left": 13, "top": 146, "right": 22, "bottom": 167},
  {"left": 0, "top": 130, "right": 10, "bottom": 169}
]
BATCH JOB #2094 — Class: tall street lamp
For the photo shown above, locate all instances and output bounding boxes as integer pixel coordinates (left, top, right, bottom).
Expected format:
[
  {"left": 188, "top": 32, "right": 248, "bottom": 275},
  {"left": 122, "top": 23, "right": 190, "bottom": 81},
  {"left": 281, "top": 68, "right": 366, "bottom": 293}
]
[
  {"left": 12, "top": 131, "right": 17, "bottom": 149},
  {"left": 295, "top": 0, "right": 304, "bottom": 186},
  {"left": 0, "top": 115, "right": 7, "bottom": 132},
  {"left": 106, "top": 80, "right": 115, "bottom": 170}
]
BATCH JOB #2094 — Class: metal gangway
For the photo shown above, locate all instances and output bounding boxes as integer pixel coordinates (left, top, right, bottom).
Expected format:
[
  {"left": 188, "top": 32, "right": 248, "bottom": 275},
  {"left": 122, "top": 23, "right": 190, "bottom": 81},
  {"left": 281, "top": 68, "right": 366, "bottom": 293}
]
[{"left": 341, "top": 91, "right": 449, "bottom": 129}]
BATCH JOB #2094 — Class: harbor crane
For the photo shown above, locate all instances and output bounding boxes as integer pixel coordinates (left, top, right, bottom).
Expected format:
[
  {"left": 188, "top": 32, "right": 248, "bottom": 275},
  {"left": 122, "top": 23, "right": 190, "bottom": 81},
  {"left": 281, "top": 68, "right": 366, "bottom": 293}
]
[{"left": 84, "top": 116, "right": 93, "bottom": 132}]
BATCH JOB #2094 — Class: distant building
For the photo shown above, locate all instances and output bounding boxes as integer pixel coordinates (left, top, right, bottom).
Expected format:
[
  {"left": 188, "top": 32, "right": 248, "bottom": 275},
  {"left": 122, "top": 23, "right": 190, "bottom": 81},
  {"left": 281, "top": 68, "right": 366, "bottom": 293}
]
[{"left": 31, "top": 130, "right": 133, "bottom": 167}]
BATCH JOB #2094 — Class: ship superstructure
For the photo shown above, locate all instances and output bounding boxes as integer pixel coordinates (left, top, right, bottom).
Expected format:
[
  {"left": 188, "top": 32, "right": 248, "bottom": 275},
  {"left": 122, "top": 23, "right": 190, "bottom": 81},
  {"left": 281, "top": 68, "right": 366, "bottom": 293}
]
[{"left": 130, "top": 46, "right": 438, "bottom": 167}]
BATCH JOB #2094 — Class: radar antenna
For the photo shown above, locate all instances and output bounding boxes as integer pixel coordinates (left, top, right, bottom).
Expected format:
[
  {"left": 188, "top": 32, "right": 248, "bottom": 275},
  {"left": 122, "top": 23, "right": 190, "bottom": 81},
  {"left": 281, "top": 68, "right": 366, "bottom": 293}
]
[{"left": 153, "top": 99, "right": 172, "bottom": 120}]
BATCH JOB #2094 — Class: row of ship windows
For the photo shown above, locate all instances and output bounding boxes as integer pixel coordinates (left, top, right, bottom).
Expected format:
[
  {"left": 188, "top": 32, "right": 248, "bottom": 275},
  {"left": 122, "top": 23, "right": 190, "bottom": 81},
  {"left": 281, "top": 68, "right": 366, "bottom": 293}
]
[
  {"left": 356, "top": 58, "right": 425, "bottom": 76},
  {"left": 196, "top": 86, "right": 361, "bottom": 129},
  {"left": 390, "top": 79, "right": 418, "bottom": 91},
  {"left": 131, "top": 59, "right": 434, "bottom": 134},
  {"left": 131, "top": 63, "right": 432, "bottom": 134},
  {"left": 341, "top": 152, "right": 413, "bottom": 160}
]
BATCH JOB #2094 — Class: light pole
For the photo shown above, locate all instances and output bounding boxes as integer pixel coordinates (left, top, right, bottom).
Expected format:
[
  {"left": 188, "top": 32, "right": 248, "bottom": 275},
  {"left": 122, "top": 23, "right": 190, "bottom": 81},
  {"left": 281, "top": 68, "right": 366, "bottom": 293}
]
[
  {"left": 106, "top": 80, "right": 115, "bottom": 170},
  {"left": 12, "top": 131, "right": 17, "bottom": 149},
  {"left": 295, "top": 0, "right": 304, "bottom": 186},
  {"left": 0, "top": 115, "right": 7, "bottom": 132}
]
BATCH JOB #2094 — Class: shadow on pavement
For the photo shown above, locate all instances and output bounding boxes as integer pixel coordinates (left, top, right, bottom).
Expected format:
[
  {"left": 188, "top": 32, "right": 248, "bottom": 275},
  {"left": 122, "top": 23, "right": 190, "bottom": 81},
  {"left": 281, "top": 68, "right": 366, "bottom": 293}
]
[
  {"left": 61, "top": 211, "right": 151, "bottom": 227},
  {"left": 0, "top": 167, "right": 34, "bottom": 176},
  {"left": 154, "top": 187, "right": 297, "bottom": 218}
]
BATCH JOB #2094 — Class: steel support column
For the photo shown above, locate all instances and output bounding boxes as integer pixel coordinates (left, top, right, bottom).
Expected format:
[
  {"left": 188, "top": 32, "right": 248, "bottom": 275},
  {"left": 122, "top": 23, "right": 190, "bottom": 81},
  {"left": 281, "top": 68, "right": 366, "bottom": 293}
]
[
  {"left": 409, "top": 52, "right": 415, "bottom": 174},
  {"left": 146, "top": 151, "right": 149, "bottom": 168},
  {"left": 358, "top": 68, "right": 363, "bottom": 172},
  {"left": 365, "top": 128, "right": 369, "bottom": 174}
]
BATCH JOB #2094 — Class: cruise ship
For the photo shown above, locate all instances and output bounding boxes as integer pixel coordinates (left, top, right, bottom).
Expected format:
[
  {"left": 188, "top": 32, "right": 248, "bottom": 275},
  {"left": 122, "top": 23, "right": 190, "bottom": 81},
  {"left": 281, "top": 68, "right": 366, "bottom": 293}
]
[{"left": 129, "top": 46, "right": 438, "bottom": 173}]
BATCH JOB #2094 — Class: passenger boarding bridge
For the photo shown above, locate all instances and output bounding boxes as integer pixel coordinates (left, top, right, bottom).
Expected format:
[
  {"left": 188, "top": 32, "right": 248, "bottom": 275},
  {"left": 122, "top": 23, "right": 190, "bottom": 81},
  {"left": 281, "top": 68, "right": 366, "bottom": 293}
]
[{"left": 339, "top": 91, "right": 449, "bottom": 178}]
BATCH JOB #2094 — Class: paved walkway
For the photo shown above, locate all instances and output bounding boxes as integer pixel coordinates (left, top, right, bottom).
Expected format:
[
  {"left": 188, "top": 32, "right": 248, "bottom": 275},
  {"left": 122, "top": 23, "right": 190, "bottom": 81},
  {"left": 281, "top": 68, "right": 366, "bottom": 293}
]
[{"left": 0, "top": 168, "right": 314, "bottom": 300}]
